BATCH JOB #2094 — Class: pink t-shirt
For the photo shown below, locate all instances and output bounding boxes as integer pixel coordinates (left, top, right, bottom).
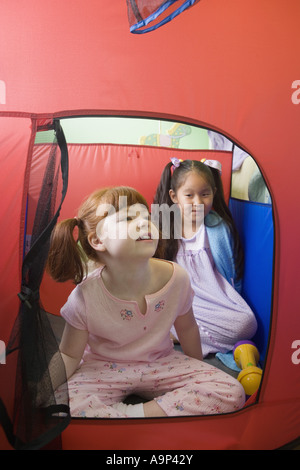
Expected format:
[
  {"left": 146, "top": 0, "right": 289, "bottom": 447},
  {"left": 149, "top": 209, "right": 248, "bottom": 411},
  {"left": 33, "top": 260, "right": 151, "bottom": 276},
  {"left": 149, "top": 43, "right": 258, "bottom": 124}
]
[{"left": 61, "top": 261, "right": 194, "bottom": 363}]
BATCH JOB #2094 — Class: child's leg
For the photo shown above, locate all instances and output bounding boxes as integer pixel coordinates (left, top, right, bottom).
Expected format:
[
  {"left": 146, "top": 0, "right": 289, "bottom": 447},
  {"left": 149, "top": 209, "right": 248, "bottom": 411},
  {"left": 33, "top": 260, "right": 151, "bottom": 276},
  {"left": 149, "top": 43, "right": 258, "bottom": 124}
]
[
  {"left": 55, "top": 358, "right": 140, "bottom": 418},
  {"left": 191, "top": 270, "right": 258, "bottom": 357},
  {"left": 56, "top": 353, "right": 245, "bottom": 418},
  {"left": 143, "top": 400, "right": 167, "bottom": 417},
  {"left": 135, "top": 351, "right": 245, "bottom": 416}
]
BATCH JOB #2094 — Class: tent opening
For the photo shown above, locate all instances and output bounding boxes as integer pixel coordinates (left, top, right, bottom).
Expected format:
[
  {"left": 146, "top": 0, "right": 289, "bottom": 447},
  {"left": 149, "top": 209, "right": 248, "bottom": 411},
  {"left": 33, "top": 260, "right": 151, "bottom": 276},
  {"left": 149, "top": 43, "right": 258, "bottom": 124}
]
[{"left": 27, "top": 116, "right": 274, "bottom": 420}]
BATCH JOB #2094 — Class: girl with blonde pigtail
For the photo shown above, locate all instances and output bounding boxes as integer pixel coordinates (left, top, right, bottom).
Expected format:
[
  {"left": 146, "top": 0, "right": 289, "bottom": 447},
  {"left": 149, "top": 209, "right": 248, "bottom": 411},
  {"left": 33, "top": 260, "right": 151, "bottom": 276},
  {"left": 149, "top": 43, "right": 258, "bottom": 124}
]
[{"left": 47, "top": 186, "right": 245, "bottom": 418}]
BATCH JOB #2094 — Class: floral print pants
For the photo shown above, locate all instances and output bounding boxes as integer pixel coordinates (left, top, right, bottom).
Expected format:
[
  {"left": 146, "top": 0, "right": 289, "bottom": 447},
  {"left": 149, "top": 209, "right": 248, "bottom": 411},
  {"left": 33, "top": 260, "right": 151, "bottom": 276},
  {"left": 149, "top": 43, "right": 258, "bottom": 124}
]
[{"left": 57, "top": 350, "right": 245, "bottom": 418}]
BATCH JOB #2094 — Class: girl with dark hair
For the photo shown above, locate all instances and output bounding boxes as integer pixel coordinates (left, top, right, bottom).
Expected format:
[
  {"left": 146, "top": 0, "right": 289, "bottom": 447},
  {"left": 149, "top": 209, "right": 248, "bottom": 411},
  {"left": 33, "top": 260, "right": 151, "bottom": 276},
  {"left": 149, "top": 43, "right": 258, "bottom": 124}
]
[{"left": 154, "top": 159, "right": 257, "bottom": 358}]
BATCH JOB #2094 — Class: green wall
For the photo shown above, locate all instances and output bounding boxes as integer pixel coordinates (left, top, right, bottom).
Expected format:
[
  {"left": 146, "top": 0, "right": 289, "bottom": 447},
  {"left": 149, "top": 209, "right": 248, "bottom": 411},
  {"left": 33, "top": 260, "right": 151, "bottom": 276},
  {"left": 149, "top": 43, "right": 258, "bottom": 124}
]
[{"left": 35, "top": 117, "right": 210, "bottom": 149}]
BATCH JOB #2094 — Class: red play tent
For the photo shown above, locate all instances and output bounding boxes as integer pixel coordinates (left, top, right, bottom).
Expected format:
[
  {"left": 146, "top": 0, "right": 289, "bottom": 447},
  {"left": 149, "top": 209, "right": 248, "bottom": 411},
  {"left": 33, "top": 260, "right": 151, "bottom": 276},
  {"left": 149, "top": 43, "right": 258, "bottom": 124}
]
[{"left": 1, "top": 0, "right": 300, "bottom": 450}]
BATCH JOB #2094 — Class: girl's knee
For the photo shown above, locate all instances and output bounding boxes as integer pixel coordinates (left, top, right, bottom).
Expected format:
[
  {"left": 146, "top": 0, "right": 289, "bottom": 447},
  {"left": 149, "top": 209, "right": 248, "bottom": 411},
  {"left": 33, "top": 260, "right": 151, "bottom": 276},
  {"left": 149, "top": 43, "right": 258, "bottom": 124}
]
[
  {"left": 193, "top": 375, "right": 246, "bottom": 414},
  {"left": 215, "top": 378, "right": 246, "bottom": 413}
]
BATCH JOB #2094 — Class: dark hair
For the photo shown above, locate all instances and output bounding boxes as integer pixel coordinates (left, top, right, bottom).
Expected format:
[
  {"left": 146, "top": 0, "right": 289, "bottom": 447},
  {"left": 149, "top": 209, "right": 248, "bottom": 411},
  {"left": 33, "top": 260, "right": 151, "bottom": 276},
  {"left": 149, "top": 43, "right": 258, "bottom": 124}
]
[
  {"left": 47, "top": 186, "right": 163, "bottom": 284},
  {"left": 153, "top": 160, "right": 244, "bottom": 280}
]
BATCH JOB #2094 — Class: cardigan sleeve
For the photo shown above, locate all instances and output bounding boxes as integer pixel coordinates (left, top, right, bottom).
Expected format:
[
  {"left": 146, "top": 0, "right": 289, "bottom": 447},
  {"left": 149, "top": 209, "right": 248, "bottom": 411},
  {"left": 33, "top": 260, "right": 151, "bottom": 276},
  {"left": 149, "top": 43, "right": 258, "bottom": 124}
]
[{"left": 205, "top": 212, "right": 242, "bottom": 294}]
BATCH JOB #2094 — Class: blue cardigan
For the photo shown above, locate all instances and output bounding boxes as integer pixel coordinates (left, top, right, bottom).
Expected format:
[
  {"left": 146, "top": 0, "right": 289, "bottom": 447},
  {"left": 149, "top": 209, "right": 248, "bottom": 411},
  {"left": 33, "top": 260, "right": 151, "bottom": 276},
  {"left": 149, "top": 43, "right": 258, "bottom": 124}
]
[{"left": 205, "top": 211, "right": 242, "bottom": 294}]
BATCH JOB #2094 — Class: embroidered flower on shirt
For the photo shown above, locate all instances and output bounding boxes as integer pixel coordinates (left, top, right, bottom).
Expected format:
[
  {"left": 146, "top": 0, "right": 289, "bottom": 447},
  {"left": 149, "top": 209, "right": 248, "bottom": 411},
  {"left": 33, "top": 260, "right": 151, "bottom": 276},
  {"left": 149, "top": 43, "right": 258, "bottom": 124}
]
[
  {"left": 154, "top": 300, "right": 165, "bottom": 312},
  {"left": 120, "top": 308, "right": 134, "bottom": 320}
]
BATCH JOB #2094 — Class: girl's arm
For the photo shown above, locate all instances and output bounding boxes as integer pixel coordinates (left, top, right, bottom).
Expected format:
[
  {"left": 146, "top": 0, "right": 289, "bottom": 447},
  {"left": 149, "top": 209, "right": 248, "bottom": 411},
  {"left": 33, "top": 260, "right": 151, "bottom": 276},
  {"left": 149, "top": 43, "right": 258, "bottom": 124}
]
[
  {"left": 59, "top": 322, "right": 89, "bottom": 379},
  {"left": 174, "top": 307, "right": 203, "bottom": 361},
  {"left": 45, "top": 323, "right": 88, "bottom": 397}
]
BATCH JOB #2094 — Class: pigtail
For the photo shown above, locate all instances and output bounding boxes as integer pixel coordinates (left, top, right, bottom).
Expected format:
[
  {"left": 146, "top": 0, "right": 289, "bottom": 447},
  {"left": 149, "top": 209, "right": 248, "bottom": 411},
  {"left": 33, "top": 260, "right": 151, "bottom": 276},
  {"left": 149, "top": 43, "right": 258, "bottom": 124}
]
[
  {"left": 46, "top": 218, "right": 87, "bottom": 284},
  {"left": 153, "top": 162, "right": 173, "bottom": 207},
  {"left": 153, "top": 162, "right": 179, "bottom": 261}
]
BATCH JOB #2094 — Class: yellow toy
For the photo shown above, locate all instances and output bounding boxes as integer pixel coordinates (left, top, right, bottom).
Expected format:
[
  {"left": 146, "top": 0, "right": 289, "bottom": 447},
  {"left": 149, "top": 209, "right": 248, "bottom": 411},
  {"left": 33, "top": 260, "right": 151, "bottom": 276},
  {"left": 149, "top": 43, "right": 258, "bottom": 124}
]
[{"left": 233, "top": 341, "right": 262, "bottom": 396}]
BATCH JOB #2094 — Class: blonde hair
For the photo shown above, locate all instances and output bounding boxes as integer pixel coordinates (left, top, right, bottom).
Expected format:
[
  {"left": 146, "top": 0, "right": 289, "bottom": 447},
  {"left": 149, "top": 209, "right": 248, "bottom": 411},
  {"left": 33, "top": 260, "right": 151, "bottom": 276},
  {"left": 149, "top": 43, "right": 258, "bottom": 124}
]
[{"left": 47, "top": 186, "right": 149, "bottom": 284}]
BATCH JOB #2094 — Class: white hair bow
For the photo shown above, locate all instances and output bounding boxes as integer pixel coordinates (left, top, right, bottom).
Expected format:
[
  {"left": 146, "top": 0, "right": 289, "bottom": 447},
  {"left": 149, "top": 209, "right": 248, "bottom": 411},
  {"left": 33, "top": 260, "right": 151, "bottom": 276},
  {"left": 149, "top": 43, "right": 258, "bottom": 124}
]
[{"left": 200, "top": 158, "right": 222, "bottom": 175}]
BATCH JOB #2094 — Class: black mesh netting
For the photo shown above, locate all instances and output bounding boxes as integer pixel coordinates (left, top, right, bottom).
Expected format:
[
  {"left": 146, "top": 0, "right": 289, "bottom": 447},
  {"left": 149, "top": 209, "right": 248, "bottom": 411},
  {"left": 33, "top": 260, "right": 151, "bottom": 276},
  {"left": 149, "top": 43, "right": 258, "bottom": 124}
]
[
  {"left": 0, "top": 121, "right": 70, "bottom": 449},
  {"left": 126, "top": 0, "right": 201, "bottom": 33}
]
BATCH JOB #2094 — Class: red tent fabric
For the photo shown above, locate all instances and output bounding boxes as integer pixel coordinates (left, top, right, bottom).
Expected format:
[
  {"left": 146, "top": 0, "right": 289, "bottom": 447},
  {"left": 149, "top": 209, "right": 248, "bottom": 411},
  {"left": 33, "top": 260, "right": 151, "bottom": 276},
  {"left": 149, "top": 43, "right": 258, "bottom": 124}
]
[{"left": 0, "top": 0, "right": 300, "bottom": 450}]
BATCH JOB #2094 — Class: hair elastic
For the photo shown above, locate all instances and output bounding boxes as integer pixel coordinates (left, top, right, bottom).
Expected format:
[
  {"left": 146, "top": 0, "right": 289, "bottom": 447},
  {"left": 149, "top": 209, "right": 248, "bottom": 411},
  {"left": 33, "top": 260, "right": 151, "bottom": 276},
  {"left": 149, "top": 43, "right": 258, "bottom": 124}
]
[
  {"left": 170, "top": 157, "right": 222, "bottom": 175},
  {"left": 170, "top": 157, "right": 183, "bottom": 175},
  {"left": 200, "top": 158, "right": 222, "bottom": 175}
]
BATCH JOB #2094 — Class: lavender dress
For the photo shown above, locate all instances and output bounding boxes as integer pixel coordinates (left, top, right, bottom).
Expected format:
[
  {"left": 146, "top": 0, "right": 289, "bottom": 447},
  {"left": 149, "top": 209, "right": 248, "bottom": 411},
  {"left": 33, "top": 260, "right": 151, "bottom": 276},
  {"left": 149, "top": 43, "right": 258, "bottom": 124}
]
[{"left": 172, "top": 223, "right": 257, "bottom": 358}]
